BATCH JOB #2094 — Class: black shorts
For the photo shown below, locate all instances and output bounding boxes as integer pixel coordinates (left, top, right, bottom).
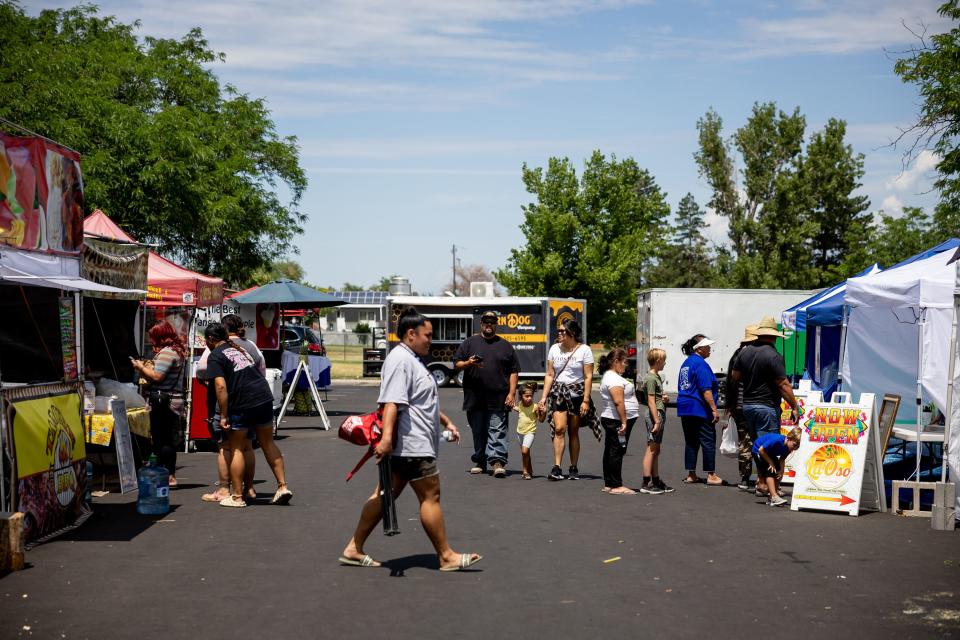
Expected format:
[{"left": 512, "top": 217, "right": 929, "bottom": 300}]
[
  {"left": 552, "top": 394, "right": 585, "bottom": 414},
  {"left": 753, "top": 453, "right": 782, "bottom": 478},
  {"left": 391, "top": 456, "right": 439, "bottom": 483}
]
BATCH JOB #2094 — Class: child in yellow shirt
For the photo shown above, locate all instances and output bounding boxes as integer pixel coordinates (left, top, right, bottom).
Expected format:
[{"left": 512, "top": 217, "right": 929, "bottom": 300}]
[{"left": 514, "top": 381, "right": 541, "bottom": 479}]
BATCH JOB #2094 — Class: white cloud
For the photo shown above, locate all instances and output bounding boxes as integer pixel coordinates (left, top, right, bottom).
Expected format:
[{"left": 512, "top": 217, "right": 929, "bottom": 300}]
[
  {"left": 881, "top": 194, "right": 905, "bottom": 214},
  {"left": 885, "top": 149, "right": 940, "bottom": 193},
  {"left": 702, "top": 206, "right": 730, "bottom": 247}
]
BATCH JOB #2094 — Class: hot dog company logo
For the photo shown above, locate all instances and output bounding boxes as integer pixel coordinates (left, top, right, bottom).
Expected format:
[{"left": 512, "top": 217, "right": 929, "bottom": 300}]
[
  {"left": 45, "top": 404, "right": 79, "bottom": 506},
  {"left": 802, "top": 406, "right": 868, "bottom": 444},
  {"left": 804, "top": 444, "right": 853, "bottom": 490}
]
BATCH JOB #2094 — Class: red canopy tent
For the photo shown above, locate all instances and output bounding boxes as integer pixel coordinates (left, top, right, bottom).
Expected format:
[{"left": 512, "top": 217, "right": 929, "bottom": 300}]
[{"left": 83, "top": 210, "right": 223, "bottom": 307}]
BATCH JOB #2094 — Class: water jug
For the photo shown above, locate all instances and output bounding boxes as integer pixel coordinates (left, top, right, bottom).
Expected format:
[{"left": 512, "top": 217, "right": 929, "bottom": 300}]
[{"left": 136, "top": 455, "right": 170, "bottom": 515}]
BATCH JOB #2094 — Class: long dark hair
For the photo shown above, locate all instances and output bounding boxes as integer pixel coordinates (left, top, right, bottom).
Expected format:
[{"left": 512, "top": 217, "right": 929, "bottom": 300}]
[
  {"left": 598, "top": 347, "right": 628, "bottom": 375},
  {"left": 560, "top": 318, "right": 583, "bottom": 343},
  {"left": 681, "top": 333, "right": 706, "bottom": 356},
  {"left": 221, "top": 313, "right": 246, "bottom": 338}
]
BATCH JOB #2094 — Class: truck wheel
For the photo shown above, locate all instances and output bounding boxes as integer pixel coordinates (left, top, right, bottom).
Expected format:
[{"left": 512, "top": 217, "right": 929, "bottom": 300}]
[
  {"left": 429, "top": 366, "right": 451, "bottom": 387},
  {"left": 454, "top": 370, "right": 464, "bottom": 387}
]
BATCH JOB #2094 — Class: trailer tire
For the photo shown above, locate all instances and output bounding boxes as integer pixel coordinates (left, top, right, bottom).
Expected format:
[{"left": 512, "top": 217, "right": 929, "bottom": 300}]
[
  {"left": 429, "top": 365, "right": 451, "bottom": 387},
  {"left": 454, "top": 370, "right": 464, "bottom": 387}
]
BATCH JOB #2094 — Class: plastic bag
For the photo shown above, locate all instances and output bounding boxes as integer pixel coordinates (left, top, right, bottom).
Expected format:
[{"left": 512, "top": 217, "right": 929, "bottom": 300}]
[{"left": 719, "top": 416, "right": 739, "bottom": 458}]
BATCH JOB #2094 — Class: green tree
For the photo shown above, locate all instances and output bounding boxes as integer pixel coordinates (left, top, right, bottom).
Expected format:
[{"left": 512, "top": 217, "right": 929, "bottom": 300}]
[
  {"left": 894, "top": 1, "right": 960, "bottom": 218},
  {"left": 0, "top": 3, "right": 307, "bottom": 285},
  {"left": 341, "top": 282, "right": 364, "bottom": 291},
  {"left": 496, "top": 152, "right": 670, "bottom": 344},
  {"left": 695, "top": 103, "right": 869, "bottom": 287},
  {"left": 644, "top": 193, "right": 717, "bottom": 287},
  {"left": 370, "top": 276, "right": 396, "bottom": 292},
  {"left": 246, "top": 259, "right": 305, "bottom": 287}
]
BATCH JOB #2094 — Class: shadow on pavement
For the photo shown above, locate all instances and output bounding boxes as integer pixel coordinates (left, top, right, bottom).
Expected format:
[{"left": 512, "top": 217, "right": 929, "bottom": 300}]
[{"left": 60, "top": 504, "right": 180, "bottom": 542}]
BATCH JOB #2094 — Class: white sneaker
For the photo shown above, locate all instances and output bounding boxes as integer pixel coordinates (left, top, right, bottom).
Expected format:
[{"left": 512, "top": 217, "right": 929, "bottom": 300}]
[{"left": 767, "top": 496, "right": 788, "bottom": 507}]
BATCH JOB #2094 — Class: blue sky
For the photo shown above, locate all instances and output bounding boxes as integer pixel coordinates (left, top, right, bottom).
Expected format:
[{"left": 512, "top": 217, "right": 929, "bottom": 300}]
[{"left": 27, "top": 0, "right": 951, "bottom": 293}]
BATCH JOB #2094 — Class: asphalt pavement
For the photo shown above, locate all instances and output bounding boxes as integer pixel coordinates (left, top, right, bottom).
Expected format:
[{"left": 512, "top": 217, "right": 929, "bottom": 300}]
[{"left": 2, "top": 384, "right": 959, "bottom": 640}]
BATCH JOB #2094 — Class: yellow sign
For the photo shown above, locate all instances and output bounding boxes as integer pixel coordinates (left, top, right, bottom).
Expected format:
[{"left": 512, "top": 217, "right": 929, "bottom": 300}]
[
  {"left": 549, "top": 300, "right": 584, "bottom": 315},
  {"left": 499, "top": 334, "right": 546, "bottom": 343},
  {"left": 13, "top": 393, "right": 85, "bottom": 479}
]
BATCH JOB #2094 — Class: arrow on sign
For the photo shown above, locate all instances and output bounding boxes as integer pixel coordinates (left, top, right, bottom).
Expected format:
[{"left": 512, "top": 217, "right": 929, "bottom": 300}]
[
  {"left": 797, "top": 494, "right": 856, "bottom": 506},
  {"left": 786, "top": 469, "right": 796, "bottom": 477}
]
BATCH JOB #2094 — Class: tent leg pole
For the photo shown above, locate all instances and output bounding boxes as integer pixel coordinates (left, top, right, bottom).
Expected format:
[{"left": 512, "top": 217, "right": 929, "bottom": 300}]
[
  {"left": 837, "top": 305, "right": 849, "bottom": 392},
  {"left": 916, "top": 314, "right": 925, "bottom": 482},
  {"left": 944, "top": 294, "right": 959, "bottom": 484}
]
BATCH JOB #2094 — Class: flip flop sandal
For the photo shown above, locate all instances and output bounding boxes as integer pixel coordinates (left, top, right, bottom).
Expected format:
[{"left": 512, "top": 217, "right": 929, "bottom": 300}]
[
  {"left": 706, "top": 480, "right": 727, "bottom": 486},
  {"left": 338, "top": 554, "right": 380, "bottom": 567},
  {"left": 201, "top": 492, "right": 226, "bottom": 502},
  {"left": 682, "top": 477, "right": 703, "bottom": 484},
  {"left": 440, "top": 553, "right": 483, "bottom": 572}
]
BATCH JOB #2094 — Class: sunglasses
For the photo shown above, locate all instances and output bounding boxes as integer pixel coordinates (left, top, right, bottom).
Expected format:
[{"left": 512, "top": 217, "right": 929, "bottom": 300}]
[
  {"left": 556, "top": 329, "right": 568, "bottom": 335},
  {"left": 480, "top": 318, "right": 497, "bottom": 325}
]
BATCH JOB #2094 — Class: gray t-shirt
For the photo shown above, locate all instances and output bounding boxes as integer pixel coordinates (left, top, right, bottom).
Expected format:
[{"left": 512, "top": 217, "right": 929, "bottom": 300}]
[{"left": 378, "top": 343, "right": 440, "bottom": 457}]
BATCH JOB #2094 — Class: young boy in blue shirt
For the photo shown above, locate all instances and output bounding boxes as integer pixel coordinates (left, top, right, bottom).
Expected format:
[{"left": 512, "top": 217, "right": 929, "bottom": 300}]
[{"left": 752, "top": 427, "right": 801, "bottom": 507}]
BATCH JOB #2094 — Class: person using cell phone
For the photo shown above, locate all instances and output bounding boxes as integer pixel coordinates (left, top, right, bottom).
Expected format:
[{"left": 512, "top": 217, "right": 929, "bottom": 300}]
[{"left": 454, "top": 310, "right": 520, "bottom": 478}]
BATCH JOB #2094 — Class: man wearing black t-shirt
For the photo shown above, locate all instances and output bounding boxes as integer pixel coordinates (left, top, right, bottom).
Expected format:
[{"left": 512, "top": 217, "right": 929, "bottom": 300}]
[
  {"left": 454, "top": 311, "right": 520, "bottom": 478},
  {"left": 732, "top": 316, "right": 800, "bottom": 445}
]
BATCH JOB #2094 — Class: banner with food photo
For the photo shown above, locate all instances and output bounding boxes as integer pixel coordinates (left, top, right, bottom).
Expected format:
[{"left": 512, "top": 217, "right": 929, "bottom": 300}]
[
  {"left": 779, "top": 383, "right": 822, "bottom": 485},
  {"left": 5, "top": 384, "right": 87, "bottom": 542},
  {"left": 0, "top": 134, "right": 84, "bottom": 254},
  {"left": 790, "top": 393, "right": 877, "bottom": 516}
]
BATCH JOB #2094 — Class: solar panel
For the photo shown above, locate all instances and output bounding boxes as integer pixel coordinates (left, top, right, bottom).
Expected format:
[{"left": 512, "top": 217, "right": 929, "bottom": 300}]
[{"left": 332, "top": 291, "right": 387, "bottom": 305}]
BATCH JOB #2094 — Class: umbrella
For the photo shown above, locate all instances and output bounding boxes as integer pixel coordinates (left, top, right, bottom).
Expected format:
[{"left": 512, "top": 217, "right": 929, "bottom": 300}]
[{"left": 229, "top": 279, "right": 346, "bottom": 309}]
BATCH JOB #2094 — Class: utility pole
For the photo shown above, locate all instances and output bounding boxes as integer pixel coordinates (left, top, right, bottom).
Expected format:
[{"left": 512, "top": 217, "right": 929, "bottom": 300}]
[{"left": 451, "top": 244, "right": 458, "bottom": 296}]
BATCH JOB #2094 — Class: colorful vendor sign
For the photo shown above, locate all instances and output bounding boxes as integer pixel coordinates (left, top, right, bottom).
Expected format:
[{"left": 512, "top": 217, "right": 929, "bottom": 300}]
[
  {"left": 8, "top": 386, "right": 87, "bottom": 541},
  {"left": 790, "top": 393, "right": 880, "bottom": 516},
  {"left": 0, "top": 134, "right": 84, "bottom": 255}
]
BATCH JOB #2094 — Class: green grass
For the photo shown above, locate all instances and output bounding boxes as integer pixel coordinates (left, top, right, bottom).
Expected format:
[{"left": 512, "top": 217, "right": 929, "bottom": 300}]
[{"left": 325, "top": 344, "right": 366, "bottom": 380}]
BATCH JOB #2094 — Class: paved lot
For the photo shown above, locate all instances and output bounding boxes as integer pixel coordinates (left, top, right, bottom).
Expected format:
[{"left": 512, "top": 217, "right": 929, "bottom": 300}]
[{"left": 2, "top": 384, "right": 959, "bottom": 639}]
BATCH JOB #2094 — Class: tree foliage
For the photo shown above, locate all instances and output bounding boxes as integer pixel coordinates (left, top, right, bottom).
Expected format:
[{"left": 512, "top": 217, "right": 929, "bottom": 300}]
[
  {"left": 246, "top": 260, "right": 305, "bottom": 287},
  {"left": 644, "top": 193, "right": 718, "bottom": 288},
  {"left": 446, "top": 264, "right": 502, "bottom": 296},
  {"left": 695, "top": 103, "right": 870, "bottom": 288},
  {"left": 496, "top": 151, "right": 669, "bottom": 344},
  {"left": 895, "top": 0, "right": 960, "bottom": 219},
  {"left": 0, "top": 2, "right": 307, "bottom": 285}
]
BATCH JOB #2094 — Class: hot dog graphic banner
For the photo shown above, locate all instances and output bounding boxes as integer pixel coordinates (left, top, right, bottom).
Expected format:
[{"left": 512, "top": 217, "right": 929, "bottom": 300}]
[
  {"left": 0, "top": 133, "right": 84, "bottom": 254},
  {"left": 790, "top": 393, "right": 876, "bottom": 516},
  {"left": 9, "top": 388, "right": 87, "bottom": 541}
]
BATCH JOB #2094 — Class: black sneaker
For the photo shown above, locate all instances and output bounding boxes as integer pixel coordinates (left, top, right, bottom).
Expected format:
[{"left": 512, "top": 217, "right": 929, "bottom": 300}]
[
  {"left": 548, "top": 465, "right": 564, "bottom": 481},
  {"left": 639, "top": 482, "right": 664, "bottom": 495},
  {"left": 567, "top": 465, "right": 580, "bottom": 480},
  {"left": 655, "top": 480, "right": 675, "bottom": 493}
]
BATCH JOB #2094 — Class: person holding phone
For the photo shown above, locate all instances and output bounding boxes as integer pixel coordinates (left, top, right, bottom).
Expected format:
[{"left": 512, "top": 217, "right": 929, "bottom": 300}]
[
  {"left": 454, "top": 310, "right": 520, "bottom": 478},
  {"left": 131, "top": 321, "right": 187, "bottom": 487}
]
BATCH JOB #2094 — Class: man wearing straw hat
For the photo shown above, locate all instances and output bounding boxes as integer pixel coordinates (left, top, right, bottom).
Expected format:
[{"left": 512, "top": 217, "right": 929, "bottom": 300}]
[
  {"left": 732, "top": 316, "right": 801, "bottom": 453},
  {"left": 725, "top": 324, "right": 759, "bottom": 491}
]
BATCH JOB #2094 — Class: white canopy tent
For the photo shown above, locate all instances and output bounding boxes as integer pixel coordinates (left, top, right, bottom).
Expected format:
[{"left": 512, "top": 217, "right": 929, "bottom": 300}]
[{"left": 840, "top": 249, "right": 957, "bottom": 516}]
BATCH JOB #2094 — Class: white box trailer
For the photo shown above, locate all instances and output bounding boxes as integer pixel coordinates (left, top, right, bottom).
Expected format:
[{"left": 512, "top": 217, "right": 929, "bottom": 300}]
[
  {"left": 635, "top": 288, "right": 813, "bottom": 403},
  {"left": 386, "top": 295, "right": 587, "bottom": 386}
]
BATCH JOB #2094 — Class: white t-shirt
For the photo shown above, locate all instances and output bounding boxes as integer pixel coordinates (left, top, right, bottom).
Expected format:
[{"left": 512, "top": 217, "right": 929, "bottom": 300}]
[
  {"left": 548, "top": 343, "right": 594, "bottom": 385},
  {"left": 599, "top": 370, "right": 640, "bottom": 420},
  {"left": 378, "top": 343, "right": 440, "bottom": 457}
]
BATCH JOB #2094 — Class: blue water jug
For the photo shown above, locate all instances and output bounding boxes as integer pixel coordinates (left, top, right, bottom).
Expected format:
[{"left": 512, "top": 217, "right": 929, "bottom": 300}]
[{"left": 136, "top": 455, "right": 170, "bottom": 515}]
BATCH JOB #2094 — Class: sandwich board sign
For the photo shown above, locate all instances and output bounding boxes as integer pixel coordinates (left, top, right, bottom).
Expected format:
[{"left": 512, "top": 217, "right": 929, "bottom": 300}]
[
  {"left": 790, "top": 392, "right": 885, "bottom": 517},
  {"left": 780, "top": 380, "right": 822, "bottom": 485}
]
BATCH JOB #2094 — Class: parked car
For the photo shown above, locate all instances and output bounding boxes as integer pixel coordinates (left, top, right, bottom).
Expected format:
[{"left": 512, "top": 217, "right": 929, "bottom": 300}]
[{"left": 281, "top": 324, "right": 326, "bottom": 355}]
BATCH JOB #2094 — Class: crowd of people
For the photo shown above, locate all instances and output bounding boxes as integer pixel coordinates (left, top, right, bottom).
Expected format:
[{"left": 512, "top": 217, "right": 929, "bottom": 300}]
[
  {"left": 136, "top": 316, "right": 293, "bottom": 510},
  {"left": 443, "top": 308, "right": 805, "bottom": 507}
]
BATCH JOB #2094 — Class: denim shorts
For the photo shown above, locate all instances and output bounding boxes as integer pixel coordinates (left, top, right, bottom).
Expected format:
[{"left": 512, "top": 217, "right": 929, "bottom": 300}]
[{"left": 228, "top": 401, "right": 274, "bottom": 434}]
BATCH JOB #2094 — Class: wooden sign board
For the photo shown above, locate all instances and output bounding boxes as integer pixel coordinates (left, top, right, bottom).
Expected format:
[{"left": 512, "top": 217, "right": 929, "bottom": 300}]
[
  {"left": 110, "top": 401, "right": 137, "bottom": 494},
  {"left": 779, "top": 381, "right": 822, "bottom": 485},
  {"left": 790, "top": 392, "right": 885, "bottom": 516}
]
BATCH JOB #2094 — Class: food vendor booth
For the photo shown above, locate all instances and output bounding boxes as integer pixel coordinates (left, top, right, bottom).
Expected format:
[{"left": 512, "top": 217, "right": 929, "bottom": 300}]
[
  {"left": 82, "top": 211, "right": 224, "bottom": 452},
  {"left": 0, "top": 133, "right": 141, "bottom": 544}
]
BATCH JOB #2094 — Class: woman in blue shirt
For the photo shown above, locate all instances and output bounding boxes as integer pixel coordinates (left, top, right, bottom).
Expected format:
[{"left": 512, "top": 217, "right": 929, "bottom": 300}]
[{"left": 676, "top": 334, "right": 724, "bottom": 486}]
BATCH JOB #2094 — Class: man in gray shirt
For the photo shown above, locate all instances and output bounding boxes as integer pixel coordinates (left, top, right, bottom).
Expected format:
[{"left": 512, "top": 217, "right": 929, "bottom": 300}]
[{"left": 339, "top": 307, "right": 483, "bottom": 571}]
